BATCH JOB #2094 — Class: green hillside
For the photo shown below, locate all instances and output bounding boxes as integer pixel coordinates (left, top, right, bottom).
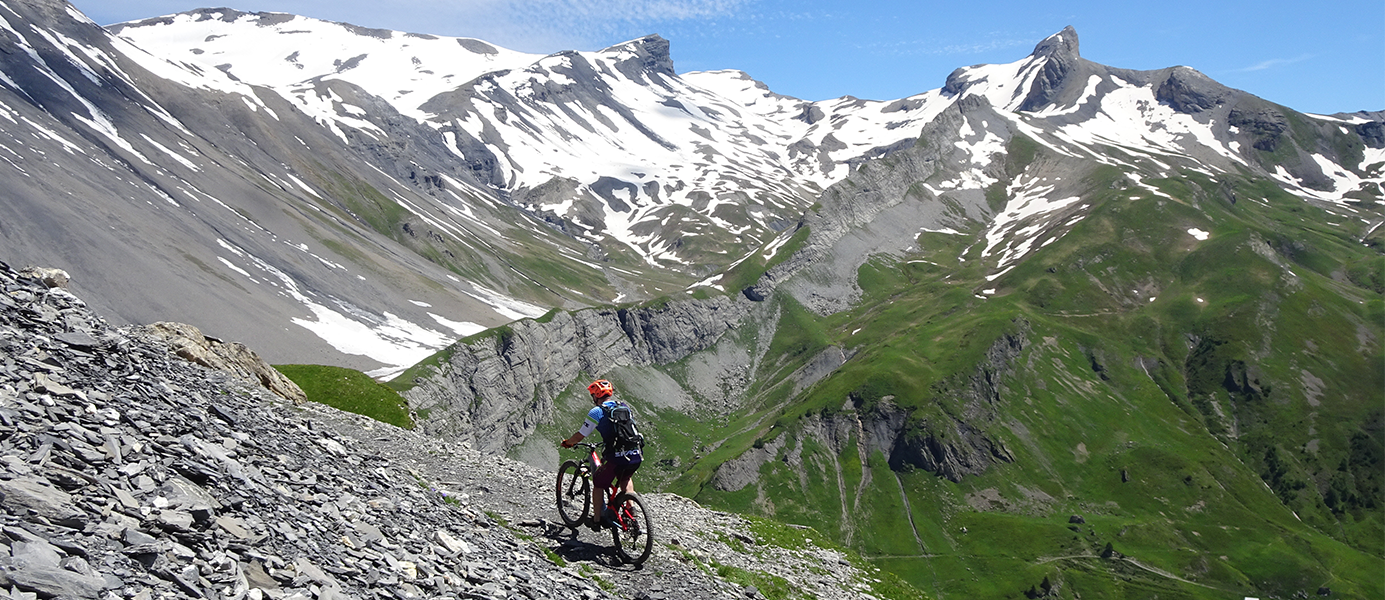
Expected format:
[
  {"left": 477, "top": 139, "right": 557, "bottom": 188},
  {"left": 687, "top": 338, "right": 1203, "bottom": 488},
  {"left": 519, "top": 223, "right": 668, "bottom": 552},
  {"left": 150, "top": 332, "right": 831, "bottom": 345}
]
[
  {"left": 543, "top": 165, "right": 1385, "bottom": 599},
  {"left": 402, "top": 110, "right": 1382, "bottom": 597}
]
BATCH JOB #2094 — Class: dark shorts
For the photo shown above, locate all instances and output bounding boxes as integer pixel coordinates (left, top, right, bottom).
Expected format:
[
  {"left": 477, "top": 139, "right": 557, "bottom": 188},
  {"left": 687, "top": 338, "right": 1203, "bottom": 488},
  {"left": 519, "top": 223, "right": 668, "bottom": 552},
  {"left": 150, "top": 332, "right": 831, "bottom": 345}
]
[{"left": 594, "top": 457, "right": 639, "bottom": 490}]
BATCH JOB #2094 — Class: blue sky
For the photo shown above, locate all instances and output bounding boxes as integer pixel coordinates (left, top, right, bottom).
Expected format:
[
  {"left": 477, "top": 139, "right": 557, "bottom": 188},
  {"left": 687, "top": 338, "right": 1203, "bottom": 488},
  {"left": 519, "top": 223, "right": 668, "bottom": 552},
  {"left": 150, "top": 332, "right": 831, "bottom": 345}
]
[{"left": 73, "top": 0, "right": 1382, "bottom": 114}]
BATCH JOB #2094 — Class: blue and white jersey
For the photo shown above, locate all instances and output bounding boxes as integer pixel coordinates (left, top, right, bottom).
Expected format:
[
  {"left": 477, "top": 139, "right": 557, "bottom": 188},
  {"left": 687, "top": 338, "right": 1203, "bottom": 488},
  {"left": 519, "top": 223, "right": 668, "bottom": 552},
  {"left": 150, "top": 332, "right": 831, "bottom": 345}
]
[{"left": 577, "top": 399, "right": 620, "bottom": 444}]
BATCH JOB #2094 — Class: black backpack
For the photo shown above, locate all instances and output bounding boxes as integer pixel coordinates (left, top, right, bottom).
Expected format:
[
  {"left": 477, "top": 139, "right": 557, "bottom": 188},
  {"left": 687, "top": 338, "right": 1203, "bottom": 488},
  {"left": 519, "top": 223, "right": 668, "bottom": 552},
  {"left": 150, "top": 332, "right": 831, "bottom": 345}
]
[{"left": 602, "top": 401, "right": 645, "bottom": 453}]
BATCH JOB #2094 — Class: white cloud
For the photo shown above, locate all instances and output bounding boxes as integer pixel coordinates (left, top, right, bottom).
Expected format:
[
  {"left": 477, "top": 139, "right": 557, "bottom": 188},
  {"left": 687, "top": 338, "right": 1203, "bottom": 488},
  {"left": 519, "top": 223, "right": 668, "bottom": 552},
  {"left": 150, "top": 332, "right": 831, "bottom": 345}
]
[
  {"left": 1235, "top": 54, "right": 1314, "bottom": 72},
  {"left": 351, "top": 0, "right": 749, "bottom": 52},
  {"left": 856, "top": 35, "right": 1033, "bottom": 58},
  {"left": 84, "top": 0, "right": 750, "bottom": 53}
]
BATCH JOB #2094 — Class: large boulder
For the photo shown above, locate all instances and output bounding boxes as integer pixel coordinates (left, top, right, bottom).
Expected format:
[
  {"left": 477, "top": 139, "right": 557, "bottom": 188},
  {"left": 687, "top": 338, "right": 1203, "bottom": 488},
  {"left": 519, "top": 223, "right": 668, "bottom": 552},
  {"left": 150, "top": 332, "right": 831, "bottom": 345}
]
[
  {"left": 17, "top": 266, "right": 69, "bottom": 289},
  {"left": 2, "top": 539, "right": 109, "bottom": 599},
  {"left": 0, "top": 477, "right": 86, "bottom": 528},
  {"left": 141, "top": 321, "right": 307, "bottom": 404}
]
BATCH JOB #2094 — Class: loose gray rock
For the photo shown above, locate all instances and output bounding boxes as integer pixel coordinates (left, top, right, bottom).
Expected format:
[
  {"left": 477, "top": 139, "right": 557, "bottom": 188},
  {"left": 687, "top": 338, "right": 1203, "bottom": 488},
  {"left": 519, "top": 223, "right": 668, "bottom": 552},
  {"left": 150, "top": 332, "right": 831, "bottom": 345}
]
[{"left": 0, "top": 479, "right": 85, "bottom": 528}]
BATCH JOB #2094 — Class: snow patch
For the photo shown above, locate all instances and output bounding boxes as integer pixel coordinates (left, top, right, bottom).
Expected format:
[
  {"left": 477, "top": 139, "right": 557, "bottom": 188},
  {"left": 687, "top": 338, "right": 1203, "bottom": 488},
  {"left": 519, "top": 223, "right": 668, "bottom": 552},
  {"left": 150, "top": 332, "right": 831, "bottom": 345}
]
[
  {"left": 1033, "top": 75, "right": 1103, "bottom": 117},
  {"left": 429, "top": 313, "right": 486, "bottom": 337},
  {"left": 921, "top": 227, "right": 964, "bottom": 235},
  {"left": 981, "top": 175, "right": 1083, "bottom": 270},
  {"left": 462, "top": 284, "right": 548, "bottom": 321},
  {"left": 140, "top": 134, "right": 199, "bottom": 171},
  {"left": 214, "top": 239, "right": 458, "bottom": 375}
]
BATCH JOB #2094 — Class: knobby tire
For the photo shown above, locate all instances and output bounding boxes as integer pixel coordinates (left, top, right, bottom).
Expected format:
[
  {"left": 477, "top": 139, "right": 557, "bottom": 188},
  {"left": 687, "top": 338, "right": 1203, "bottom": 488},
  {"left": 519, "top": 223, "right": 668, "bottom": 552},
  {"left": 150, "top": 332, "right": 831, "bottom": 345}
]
[
  {"left": 555, "top": 460, "right": 590, "bottom": 529},
  {"left": 610, "top": 492, "right": 654, "bottom": 566}
]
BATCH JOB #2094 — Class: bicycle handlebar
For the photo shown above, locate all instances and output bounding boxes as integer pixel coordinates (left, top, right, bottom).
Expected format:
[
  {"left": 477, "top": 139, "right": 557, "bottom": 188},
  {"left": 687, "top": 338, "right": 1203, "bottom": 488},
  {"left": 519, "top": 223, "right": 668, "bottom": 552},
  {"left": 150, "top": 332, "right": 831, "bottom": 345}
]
[{"left": 562, "top": 441, "right": 601, "bottom": 451}]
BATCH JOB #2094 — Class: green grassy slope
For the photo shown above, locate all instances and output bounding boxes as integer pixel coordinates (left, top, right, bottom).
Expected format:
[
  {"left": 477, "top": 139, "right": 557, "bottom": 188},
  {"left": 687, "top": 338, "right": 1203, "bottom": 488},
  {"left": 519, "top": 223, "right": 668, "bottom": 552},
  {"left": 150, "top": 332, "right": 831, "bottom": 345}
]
[
  {"left": 276, "top": 364, "right": 415, "bottom": 429},
  {"left": 643, "top": 166, "right": 1383, "bottom": 599},
  {"left": 394, "top": 118, "right": 1381, "bottom": 598}
]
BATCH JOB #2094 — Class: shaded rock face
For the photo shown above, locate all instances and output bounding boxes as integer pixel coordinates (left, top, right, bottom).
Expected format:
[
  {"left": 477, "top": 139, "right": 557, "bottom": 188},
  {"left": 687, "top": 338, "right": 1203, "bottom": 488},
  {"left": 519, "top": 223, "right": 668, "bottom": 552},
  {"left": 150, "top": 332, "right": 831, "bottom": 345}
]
[
  {"left": 1356, "top": 119, "right": 1385, "bottom": 148},
  {"left": 141, "top": 322, "right": 306, "bottom": 405},
  {"left": 1229, "top": 107, "right": 1290, "bottom": 152},
  {"left": 1156, "top": 67, "right": 1230, "bottom": 114},
  {"left": 403, "top": 296, "right": 752, "bottom": 452},
  {"left": 887, "top": 418, "right": 1015, "bottom": 483},
  {"left": 846, "top": 325, "right": 1027, "bottom": 483},
  {"left": 0, "top": 259, "right": 615, "bottom": 600},
  {"left": 1019, "top": 26, "right": 1082, "bottom": 112}
]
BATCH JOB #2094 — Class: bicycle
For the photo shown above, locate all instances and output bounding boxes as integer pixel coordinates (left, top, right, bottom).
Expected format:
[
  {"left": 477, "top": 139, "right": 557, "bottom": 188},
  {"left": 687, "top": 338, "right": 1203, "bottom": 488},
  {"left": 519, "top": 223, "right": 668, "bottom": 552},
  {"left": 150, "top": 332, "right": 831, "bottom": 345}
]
[{"left": 555, "top": 442, "right": 655, "bottom": 566}]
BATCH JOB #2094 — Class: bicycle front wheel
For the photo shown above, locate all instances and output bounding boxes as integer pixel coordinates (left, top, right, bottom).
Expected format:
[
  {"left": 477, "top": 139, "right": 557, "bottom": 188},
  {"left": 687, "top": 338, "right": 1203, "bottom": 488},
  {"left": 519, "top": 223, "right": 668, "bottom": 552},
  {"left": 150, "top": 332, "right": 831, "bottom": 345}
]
[
  {"left": 555, "top": 460, "right": 590, "bottom": 529},
  {"left": 610, "top": 492, "right": 654, "bottom": 566}
]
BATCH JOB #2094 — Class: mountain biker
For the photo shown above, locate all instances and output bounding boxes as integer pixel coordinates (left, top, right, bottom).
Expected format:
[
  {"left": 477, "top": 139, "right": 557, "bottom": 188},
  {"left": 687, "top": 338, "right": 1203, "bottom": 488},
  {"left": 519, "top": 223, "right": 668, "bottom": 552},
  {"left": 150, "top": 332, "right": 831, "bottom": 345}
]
[{"left": 560, "top": 379, "right": 642, "bottom": 531}]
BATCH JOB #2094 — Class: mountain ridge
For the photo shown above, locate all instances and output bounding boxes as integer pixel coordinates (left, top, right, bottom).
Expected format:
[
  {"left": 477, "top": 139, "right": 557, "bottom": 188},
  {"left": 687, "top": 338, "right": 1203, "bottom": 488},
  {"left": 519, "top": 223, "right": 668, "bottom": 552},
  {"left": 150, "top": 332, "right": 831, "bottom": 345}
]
[{"left": 4, "top": 1, "right": 1378, "bottom": 378}]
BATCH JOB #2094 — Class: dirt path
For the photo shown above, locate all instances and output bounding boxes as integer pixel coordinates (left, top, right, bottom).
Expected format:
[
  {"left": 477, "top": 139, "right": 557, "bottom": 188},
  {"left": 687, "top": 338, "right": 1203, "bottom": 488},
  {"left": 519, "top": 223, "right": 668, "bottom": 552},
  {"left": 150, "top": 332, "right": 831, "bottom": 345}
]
[{"left": 303, "top": 405, "right": 886, "bottom": 600}]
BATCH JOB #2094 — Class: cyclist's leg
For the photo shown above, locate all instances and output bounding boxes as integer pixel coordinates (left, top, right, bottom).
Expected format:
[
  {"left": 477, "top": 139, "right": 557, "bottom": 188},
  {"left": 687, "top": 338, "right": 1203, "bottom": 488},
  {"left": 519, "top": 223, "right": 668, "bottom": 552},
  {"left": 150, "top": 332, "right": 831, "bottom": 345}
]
[
  {"left": 592, "top": 461, "right": 617, "bottom": 526},
  {"left": 615, "top": 463, "right": 639, "bottom": 496}
]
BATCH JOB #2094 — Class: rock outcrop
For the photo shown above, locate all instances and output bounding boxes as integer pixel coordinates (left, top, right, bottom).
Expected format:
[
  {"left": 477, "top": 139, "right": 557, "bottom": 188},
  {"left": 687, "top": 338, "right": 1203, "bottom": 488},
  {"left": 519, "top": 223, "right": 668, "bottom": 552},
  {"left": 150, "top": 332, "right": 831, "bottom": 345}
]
[
  {"left": 402, "top": 296, "right": 752, "bottom": 452},
  {"left": 15, "top": 267, "right": 68, "bottom": 290},
  {"left": 881, "top": 322, "right": 1029, "bottom": 481},
  {"left": 141, "top": 322, "right": 307, "bottom": 405},
  {"left": 713, "top": 322, "right": 1027, "bottom": 492},
  {"left": 1018, "top": 26, "right": 1083, "bottom": 112},
  {"left": 1155, "top": 67, "right": 1230, "bottom": 114}
]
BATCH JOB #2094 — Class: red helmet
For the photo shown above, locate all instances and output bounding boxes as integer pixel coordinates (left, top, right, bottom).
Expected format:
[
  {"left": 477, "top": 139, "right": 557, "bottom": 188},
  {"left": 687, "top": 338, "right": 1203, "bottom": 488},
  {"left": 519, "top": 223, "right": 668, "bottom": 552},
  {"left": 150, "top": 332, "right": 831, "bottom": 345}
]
[{"left": 587, "top": 379, "right": 614, "bottom": 399}]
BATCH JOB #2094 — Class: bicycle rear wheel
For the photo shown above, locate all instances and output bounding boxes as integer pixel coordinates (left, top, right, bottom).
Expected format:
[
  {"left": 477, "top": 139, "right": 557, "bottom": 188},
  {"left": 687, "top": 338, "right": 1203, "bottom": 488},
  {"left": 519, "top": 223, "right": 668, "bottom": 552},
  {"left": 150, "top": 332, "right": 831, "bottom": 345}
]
[
  {"left": 610, "top": 492, "right": 654, "bottom": 566},
  {"left": 555, "top": 460, "right": 590, "bottom": 529}
]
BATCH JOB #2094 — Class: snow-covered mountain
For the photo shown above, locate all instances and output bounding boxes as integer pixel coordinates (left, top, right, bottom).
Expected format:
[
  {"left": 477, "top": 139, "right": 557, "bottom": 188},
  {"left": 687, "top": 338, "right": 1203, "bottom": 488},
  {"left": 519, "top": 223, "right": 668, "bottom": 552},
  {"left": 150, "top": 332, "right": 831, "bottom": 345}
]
[
  {"left": 111, "top": 9, "right": 956, "bottom": 269},
  {"left": 0, "top": 0, "right": 558, "bottom": 377},
  {"left": 745, "top": 27, "right": 1383, "bottom": 313},
  {"left": 1, "top": 1, "right": 1380, "bottom": 377}
]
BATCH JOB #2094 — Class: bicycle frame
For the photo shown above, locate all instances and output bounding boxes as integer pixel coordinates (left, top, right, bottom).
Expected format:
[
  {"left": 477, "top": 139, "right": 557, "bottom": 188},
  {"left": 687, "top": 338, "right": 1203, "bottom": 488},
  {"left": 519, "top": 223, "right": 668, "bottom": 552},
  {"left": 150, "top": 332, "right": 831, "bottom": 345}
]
[
  {"left": 574, "top": 443, "right": 630, "bottom": 520},
  {"left": 557, "top": 442, "right": 653, "bottom": 565}
]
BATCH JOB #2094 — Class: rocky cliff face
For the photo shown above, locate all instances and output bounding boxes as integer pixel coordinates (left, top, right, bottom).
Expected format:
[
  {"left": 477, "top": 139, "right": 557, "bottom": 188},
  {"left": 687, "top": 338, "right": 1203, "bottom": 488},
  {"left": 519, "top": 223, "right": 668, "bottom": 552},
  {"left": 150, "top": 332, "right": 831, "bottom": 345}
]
[
  {"left": 888, "top": 324, "right": 1028, "bottom": 481},
  {"left": 402, "top": 296, "right": 753, "bottom": 452}
]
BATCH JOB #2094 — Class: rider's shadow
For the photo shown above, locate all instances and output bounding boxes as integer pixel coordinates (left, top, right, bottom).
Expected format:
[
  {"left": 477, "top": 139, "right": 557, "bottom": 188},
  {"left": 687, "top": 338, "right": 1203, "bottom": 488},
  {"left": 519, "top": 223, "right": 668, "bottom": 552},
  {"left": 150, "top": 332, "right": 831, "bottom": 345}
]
[{"left": 540, "top": 522, "right": 634, "bottom": 569}]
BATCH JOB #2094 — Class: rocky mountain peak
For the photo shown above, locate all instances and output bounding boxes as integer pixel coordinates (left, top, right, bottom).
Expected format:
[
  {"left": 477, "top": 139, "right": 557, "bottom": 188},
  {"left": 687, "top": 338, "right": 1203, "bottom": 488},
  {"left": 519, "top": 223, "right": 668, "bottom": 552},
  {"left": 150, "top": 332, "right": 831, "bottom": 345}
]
[
  {"left": 1030, "top": 25, "right": 1080, "bottom": 60},
  {"left": 1018, "top": 25, "right": 1084, "bottom": 112},
  {"left": 600, "top": 34, "right": 675, "bottom": 79}
]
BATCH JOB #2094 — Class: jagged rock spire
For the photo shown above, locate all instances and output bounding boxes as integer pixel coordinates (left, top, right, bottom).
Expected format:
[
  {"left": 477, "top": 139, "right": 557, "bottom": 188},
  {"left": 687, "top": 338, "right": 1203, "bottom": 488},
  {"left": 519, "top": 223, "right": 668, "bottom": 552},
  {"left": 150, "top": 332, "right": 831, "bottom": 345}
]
[
  {"left": 1030, "top": 25, "right": 1080, "bottom": 60},
  {"left": 1019, "top": 25, "right": 1082, "bottom": 112}
]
